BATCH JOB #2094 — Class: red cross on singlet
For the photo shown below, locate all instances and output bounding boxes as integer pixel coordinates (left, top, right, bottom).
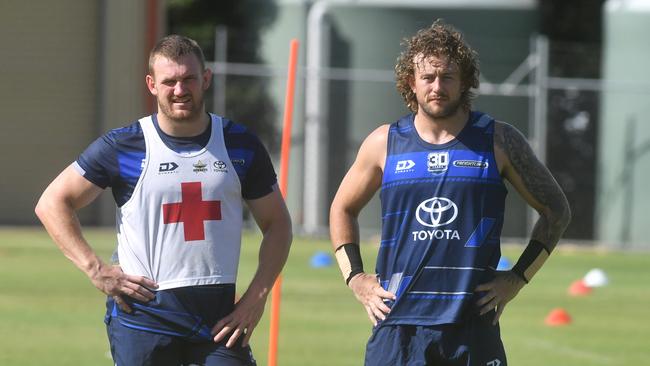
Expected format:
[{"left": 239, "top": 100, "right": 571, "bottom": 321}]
[{"left": 162, "top": 182, "right": 221, "bottom": 241}]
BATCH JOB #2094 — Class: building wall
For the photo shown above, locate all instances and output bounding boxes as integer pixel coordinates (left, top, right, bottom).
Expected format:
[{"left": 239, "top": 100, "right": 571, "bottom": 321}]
[
  {"left": 1, "top": 0, "right": 100, "bottom": 225},
  {"left": 95, "top": 0, "right": 155, "bottom": 225},
  {"left": 0, "top": 0, "right": 155, "bottom": 225}
]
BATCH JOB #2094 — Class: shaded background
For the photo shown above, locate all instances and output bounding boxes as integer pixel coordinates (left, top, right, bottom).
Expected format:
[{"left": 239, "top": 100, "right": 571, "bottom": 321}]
[{"left": 2, "top": 0, "right": 649, "bottom": 249}]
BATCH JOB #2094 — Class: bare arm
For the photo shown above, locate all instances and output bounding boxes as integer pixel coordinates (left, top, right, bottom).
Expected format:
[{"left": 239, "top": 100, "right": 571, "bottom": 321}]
[
  {"left": 35, "top": 165, "right": 157, "bottom": 311},
  {"left": 330, "top": 125, "right": 388, "bottom": 249},
  {"left": 495, "top": 122, "right": 571, "bottom": 251},
  {"left": 329, "top": 125, "right": 396, "bottom": 325},
  {"left": 212, "top": 186, "right": 292, "bottom": 347},
  {"left": 476, "top": 121, "right": 571, "bottom": 323}
]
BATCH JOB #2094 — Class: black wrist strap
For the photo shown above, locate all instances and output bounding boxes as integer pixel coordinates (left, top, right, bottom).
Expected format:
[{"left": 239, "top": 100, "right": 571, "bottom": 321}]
[
  {"left": 510, "top": 266, "right": 529, "bottom": 284},
  {"left": 511, "top": 239, "right": 551, "bottom": 284},
  {"left": 335, "top": 243, "right": 364, "bottom": 285}
]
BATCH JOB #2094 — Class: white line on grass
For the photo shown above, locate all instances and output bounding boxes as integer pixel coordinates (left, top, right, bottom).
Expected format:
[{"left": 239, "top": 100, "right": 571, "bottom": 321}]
[{"left": 523, "top": 337, "right": 615, "bottom": 365}]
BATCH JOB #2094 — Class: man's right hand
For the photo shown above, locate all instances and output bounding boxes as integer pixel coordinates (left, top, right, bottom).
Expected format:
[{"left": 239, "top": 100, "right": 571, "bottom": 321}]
[
  {"left": 89, "top": 264, "right": 158, "bottom": 313},
  {"left": 348, "top": 273, "right": 396, "bottom": 326}
]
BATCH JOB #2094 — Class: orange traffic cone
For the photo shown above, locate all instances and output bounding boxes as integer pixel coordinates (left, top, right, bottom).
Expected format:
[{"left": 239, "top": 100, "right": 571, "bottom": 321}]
[
  {"left": 568, "top": 279, "right": 592, "bottom": 296},
  {"left": 545, "top": 308, "right": 572, "bottom": 326}
]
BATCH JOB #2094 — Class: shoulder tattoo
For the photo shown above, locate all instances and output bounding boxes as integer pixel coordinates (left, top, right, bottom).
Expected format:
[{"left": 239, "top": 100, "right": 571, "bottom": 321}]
[{"left": 495, "top": 123, "right": 570, "bottom": 245}]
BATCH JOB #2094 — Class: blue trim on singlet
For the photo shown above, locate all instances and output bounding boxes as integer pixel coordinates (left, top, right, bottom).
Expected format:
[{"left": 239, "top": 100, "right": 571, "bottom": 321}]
[
  {"left": 117, "top": 151, "right": 145, "bottom": 187},
  {"left": 464, "top": 217, "right": 497, "bottom": 248},
  {"left": 382, "top": 177, "right": 504, "bottom": 190},
  {"left": 76, "top": 113, "right": 277, "bottom": 206},
  {"left": 380, "top": 275, "right": 413, "bottom": 299},
  {"left": 379, "top": 211, "right": 410, "bottom": 248}
]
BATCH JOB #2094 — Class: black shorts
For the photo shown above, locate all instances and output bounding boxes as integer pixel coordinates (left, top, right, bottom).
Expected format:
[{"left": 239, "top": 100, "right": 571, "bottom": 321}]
[{"left": 365, "top": 312, "right": 506, "bottom": 366}]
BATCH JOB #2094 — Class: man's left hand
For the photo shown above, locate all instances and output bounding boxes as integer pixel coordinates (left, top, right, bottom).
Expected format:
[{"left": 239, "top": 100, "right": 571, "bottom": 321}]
[
  {"left": 211, "top": 293, "right": 267, "bottom": 348},
  {"left": 474, "top": 270, "right": 526, "bottom": 325}
]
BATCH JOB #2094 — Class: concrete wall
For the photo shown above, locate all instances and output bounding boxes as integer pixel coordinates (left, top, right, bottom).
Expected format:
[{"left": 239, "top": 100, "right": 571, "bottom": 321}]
[
  {"left": 1, "top": 0, "right": 100, "bottom": 225},
  {"left": 0, "top": 0, "right": 155, "bottom": 225},
  {"left": 597, "top": 0, "right": 650, "bottom": 249},
  {"left": 95, "top": 0, "right": 155, "bottom": 225}
]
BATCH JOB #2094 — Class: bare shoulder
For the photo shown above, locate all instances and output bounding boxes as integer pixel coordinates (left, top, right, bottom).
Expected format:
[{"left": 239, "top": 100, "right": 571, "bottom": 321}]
[
  {"left": 493, "top": 120, "right": 536, "bottom": 172},
  {"left": 363, "top": 124, "right": 390, "bottom": 149},
  {"left": 493, "top": 120, "right": 564, "bottom": 210},
  {"left": 493, "top": 120, "right": 528, "bottom": 150},
  {"left": 330, "top": 124, "right": 389, "bottom": 214},
  {"left": 356, "top": 124, "right": 390, "bottom": 169}
]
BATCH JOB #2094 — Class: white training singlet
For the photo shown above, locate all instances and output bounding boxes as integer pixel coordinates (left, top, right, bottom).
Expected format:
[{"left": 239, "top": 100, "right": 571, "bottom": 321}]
[{"left": 116, "top": 114, "right": 243, "bottom": 290}]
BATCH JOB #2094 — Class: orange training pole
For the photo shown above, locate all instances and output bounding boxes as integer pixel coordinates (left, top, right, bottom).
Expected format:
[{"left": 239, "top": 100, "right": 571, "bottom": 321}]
[{"left": 268, "top": 38, "right": 299, "bottom": 366}]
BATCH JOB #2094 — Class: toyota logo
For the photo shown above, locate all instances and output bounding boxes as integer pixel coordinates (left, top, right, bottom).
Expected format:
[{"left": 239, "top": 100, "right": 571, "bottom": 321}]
[{"left": 415, "top": 197, "right": 458, "bottom": 227}]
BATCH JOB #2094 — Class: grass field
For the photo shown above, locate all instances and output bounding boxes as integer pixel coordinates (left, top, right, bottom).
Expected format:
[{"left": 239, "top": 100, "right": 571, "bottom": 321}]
[{"left": 1, "top": 227, "right": 649, "bottom": 365}]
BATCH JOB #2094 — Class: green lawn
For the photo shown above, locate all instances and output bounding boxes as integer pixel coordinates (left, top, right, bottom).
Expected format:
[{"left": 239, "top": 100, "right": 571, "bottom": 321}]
[{"left": 1, "top": 227, "right": 648, "bottom": 365}]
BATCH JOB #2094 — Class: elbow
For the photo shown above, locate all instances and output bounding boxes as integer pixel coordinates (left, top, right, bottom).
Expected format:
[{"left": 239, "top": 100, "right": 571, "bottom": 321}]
[
  {"left": 276, "top": 209, "right": 294, "bottom": 247},
  {"left": 558, "top": 197, "right": 572, "bottom": 231},
  {"left": 329, "top": 198, "right": 360, "bottom": 223},
  {"left": 286, "top": 216, "right": 294, "bottom": 246},
  {"left": 538, "top": 195, "right": 571, "bottom": 235},
  {"left": 549, "top": 197, "right": 572, "bottom": 234},
  {"left": 281, "top": 216, "right": 293, "bottom": 257},
  {"left": 562, "top": 204, "right": 572, "bottom": 230},
  {"left": 34, "top": 194, "right": 49, "bottom": 223},
  {"left": 329, "top": 198, "right": 342, "bottom": 221},
  {"left": 35, "top": 189, "right": 69, "bottom": 225}
]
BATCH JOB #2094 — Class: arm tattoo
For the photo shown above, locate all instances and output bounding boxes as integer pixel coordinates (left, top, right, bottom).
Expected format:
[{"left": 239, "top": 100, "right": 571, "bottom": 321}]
[{"left": 495, "top": 123, "right": 571, "bottom": 251}]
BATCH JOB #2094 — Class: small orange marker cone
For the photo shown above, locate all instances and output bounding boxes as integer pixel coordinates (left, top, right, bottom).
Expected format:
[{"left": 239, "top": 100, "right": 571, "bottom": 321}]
[
  {"left": 568, "top": 279, "right": 592, "bottom": 296},
  {"left": 545, "top": 308, "right": 572, "bottom": 326}
]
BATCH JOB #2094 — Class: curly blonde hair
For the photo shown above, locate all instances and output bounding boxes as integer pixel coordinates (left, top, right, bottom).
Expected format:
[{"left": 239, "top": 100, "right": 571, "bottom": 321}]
[{"left": 395, "top": 20, "right": 480, "bottom": 113}]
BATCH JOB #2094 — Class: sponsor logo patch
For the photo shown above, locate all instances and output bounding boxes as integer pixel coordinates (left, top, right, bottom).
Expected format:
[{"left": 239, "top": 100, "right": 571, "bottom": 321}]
[
  {"left": 213, "top": 160, "right": 228, "bottom": 173},
  {"left": 427, "top": 152, "right": 449, "bottom": 174},
  {"left": 159, "top": 162, "right": 179, "bottom": 174},
  {"left": 415, "top": 197, "right": 458, "bottom": 227},
  {"left": 193, "top": 160, "right": 208, "bottom": 173},
  {"left": 412, "top": 197, "right": 460, "bottom": 241},
  {"left": 231, "top": 159, "right": 246, "bottom": 166},
  {"left": 453, "top": 160, "right": 489, "bottom": 169},
  {"left": 395, "top": 159, "right": 415, "bottom": 173}
]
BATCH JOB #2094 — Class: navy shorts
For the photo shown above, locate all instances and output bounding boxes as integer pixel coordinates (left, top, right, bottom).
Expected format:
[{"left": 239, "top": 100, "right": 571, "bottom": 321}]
[
  {"left": 105, "top": 284, "right": 256, "bottom": 366},
  {"left": 365, "top": 312, "right": 506, "bottom": 366}
]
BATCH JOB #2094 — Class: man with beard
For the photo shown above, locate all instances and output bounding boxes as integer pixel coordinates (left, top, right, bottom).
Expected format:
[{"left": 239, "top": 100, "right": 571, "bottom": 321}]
[
  {"left": 330, "top": 20, "right": 570, "bottom": 365},
  {"left": 35, "top": 35, "right": 292, "bottom": 365}
]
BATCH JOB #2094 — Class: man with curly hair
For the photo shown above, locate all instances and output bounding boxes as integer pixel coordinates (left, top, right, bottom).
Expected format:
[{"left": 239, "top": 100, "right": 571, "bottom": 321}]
[{"left": 330, "top": 20, "right": 571, "bottom": 365}]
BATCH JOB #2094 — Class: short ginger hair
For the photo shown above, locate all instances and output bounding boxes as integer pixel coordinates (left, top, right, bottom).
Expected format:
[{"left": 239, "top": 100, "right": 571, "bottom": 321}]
[{"left": 148, "top": 34, "right": 206, "bottom": 75}]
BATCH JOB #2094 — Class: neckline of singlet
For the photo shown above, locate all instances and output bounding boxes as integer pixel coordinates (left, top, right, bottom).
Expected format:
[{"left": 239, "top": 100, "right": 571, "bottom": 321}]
[
  {"left": 407, "top": 111, "right": 479, "bottom": 151},
  {"left": 150, "top": 113, "right": 215, "bottom": 157}
]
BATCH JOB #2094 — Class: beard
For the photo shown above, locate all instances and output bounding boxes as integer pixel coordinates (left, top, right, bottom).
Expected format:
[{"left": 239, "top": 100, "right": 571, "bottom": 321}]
[
  {"left": 157, "top": 94, "right": 204, "bottom": 122},
  {"left": 418, "top": 94, "right": 463, "bottom": 120}
]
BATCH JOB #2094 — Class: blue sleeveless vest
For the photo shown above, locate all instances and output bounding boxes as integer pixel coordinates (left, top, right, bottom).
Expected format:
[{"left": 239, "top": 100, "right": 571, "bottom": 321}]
[{"left": 378, "top": 111, "right": 507, "bottom": 325}]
